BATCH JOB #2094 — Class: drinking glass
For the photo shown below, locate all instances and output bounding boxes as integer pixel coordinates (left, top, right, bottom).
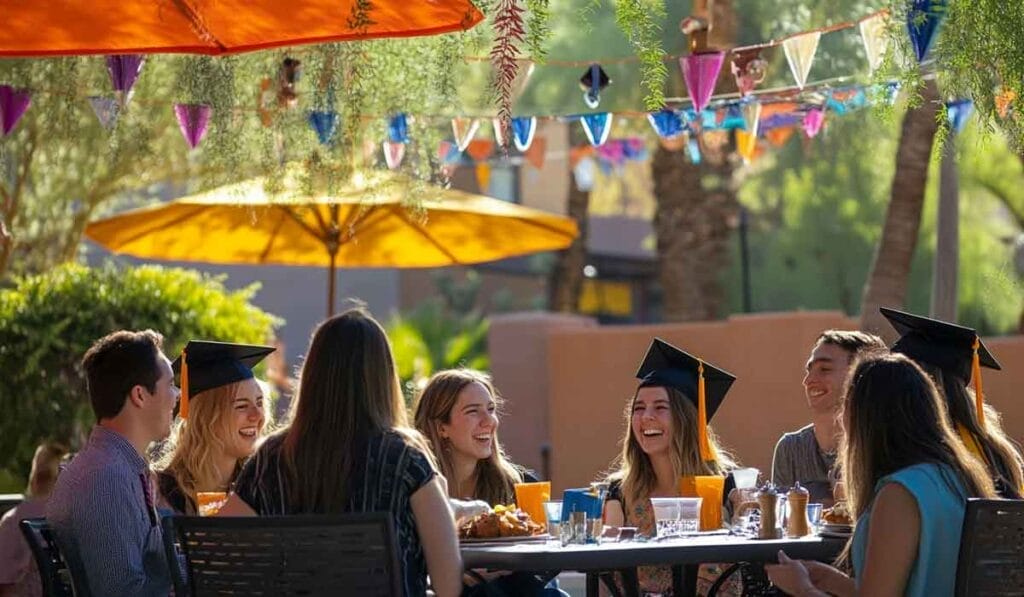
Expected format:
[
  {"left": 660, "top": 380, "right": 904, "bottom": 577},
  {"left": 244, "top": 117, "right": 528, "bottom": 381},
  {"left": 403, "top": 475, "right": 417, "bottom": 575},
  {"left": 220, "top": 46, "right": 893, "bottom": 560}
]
[
  {"left": 514, "top": 481, "right": 551, "bottom": 525},
  {"left": 807, "top": 503, "right": 823, "bottom": 533},
  {"left": 542, "top": 501, "right": 563, "bottom": 538}
]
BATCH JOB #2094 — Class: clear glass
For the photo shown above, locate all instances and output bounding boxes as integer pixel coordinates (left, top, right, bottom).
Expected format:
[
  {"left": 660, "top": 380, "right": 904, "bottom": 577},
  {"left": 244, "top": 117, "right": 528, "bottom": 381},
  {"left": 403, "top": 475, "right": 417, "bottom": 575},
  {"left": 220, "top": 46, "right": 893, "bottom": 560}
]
[
  {"left": 543, "top": 501, "right": 563, "bottom": 538},
  {"left": 807, "top": 503, "right": 823, "bottom": 533}
]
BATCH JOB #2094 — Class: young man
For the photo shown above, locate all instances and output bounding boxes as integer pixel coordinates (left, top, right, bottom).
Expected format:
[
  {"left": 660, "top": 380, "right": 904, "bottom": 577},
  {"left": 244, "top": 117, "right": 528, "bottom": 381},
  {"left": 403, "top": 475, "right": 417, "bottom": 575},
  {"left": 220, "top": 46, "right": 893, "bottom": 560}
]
[
  {"left": 47, "top": 330, "right": 179, "bottom": 596},
  {"left": 771, "top": 330, "right": 885, "bottom": 505}
]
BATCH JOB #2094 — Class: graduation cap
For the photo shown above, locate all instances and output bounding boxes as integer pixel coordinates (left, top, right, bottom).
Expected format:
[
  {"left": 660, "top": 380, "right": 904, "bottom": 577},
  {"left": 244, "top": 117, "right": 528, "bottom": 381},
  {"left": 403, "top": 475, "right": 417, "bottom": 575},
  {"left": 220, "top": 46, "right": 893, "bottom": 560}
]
[
  {"left": 172, "top": 341, "right": 275, "bottom": 419},
  {"left": 880, "top": 307, "right": 999, "bottom": 428},
  {"left": 635, "top": 338, "right": 736, "bottom": 461},
  {"left": 579, "top": 64, "right": 611, "bottom": 109}
]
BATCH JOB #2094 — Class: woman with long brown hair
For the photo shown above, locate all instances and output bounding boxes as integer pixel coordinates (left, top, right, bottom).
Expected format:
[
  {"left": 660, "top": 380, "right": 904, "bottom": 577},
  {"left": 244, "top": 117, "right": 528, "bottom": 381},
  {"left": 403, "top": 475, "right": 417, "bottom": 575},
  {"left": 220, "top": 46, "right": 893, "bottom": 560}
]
[
  {"left": 767, "top": 353, "right": 996, "bottom": 596},
  {"left": 219, "top": 309, "right": 462, "bottom": 597},
  {"left": 156, "top": 341, "right": 273, "bottom": 514}
]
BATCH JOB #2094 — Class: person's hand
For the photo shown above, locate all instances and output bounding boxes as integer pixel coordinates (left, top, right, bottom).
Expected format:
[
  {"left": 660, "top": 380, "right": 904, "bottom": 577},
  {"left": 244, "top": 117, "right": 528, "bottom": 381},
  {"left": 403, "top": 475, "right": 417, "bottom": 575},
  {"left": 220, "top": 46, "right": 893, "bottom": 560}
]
[
  {"left": 764, "top": 550, "right": 817, "bottom": 596},
  {"left": 450, "top": 499, "right": 491, "bottom": 524}
]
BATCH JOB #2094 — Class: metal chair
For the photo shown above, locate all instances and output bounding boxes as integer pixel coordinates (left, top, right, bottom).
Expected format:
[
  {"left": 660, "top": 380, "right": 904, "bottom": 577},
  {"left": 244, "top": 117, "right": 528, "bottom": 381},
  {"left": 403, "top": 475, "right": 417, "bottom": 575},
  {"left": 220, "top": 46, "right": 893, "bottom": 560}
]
[
  {"left": 162, "top": 512, "right": 402, "bottom": 597},
  {"left": 18, "top": 517, "right": 75, "bottom": 597},
  {"left": 955, "top": 498, "right": 1024, "bottom": 596}
]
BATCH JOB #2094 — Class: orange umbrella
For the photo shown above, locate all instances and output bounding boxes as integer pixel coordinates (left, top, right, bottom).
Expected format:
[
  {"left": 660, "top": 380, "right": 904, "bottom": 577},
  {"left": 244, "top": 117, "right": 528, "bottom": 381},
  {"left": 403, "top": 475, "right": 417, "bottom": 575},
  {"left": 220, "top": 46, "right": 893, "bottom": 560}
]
[{"left": 0, "top": 0, "right": 483, "bottom": 57}]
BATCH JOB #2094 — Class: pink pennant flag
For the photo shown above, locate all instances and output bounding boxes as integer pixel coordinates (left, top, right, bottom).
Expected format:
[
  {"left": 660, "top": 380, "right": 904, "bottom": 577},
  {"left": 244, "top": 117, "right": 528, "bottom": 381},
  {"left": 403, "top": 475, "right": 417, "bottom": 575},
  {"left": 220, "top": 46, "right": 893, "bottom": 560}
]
[
  {"left": 803, "top": 108, "right": 825, "bottom": 138},
  {"left": 0, "top": 86, "right": 31, "bottom": 136},
  {"left": 174, "top": 103, "right": 212, "bottom": 149},
  {"left": 680, "top": 51, "right": 725, "bottom": 114},
  {"left": 383, "top": 141, "right": 405, "bottom": 170}
]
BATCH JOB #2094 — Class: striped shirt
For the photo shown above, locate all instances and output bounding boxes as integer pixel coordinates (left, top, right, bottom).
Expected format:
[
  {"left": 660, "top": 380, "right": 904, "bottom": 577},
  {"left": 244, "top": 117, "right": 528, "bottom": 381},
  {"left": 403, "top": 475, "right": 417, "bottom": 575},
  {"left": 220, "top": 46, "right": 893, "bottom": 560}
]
[
  {"left": 46, "top": 426, "right": 171, "bottom": 596},
  {"left": 771, "top": 424, "right": 837, "bottom": 503}
]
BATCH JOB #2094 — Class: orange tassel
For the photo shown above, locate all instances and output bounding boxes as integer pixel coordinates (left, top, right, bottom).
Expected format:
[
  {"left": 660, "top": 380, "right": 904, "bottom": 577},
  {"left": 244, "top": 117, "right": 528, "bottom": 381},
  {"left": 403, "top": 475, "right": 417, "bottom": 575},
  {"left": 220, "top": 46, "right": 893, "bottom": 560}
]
[
  {"left": 971, "top": 337, "right": 985, "bottom": 429},
  {"left": 697, "top": 361, "right": 716, "bottom": 461},
  {"left": 179, "top": 350, "right": 190, "bottom": 420}
]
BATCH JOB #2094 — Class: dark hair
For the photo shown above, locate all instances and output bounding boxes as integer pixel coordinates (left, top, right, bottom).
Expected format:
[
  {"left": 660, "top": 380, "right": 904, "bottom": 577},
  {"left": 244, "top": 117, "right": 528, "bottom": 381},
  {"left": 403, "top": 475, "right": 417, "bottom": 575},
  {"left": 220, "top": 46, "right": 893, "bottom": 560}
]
[
  {"left": 282, "top": 308, "right": 426, "bottom": 513},
  {"left": 81, "top": 330, "right": 165, "bottom": 420},
  {"left": 816, "top": 330, "right": 887, "bottom": 358}
]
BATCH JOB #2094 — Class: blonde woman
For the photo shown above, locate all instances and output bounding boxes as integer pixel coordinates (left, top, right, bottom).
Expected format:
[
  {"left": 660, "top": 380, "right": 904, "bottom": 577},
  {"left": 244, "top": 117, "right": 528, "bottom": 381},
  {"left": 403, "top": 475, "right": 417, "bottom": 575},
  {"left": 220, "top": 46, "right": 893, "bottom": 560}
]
[
  {"left": 603, "top": 339, "right": 740, "bottom": 596},
  {"left": 156, "top": 341, "right": 273, "bottom": 514}
]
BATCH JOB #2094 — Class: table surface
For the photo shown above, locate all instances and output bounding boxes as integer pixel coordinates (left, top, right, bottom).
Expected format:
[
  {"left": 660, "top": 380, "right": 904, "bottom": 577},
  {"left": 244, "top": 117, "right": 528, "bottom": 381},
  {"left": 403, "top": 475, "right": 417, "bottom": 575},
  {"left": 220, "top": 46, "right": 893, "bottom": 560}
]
[{"left": 461, "top": 533, "right": 847, "bottom": 572}]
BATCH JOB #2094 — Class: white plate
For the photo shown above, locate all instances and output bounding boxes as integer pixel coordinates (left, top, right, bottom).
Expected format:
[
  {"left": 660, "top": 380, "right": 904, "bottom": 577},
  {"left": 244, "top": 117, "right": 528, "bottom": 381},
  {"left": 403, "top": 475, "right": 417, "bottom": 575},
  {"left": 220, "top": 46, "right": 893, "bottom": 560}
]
[{"left": 460, "top": 534, "right": 550, "bottom": 545}]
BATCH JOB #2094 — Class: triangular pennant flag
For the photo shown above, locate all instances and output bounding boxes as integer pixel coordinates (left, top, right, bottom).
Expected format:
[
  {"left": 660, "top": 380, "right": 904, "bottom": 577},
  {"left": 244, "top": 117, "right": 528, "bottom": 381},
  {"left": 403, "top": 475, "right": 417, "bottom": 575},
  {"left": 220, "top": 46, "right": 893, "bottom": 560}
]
[
  {"left": 492, "top": 118, "right": 506, "bottom": 147},
  {"left": 524, "top": 136, "right": 547, "bottom": 169},
  {"left": 88, "top": 96, "right": 120, "bottom": 130},
  {"left": 572, "top": 156, "right": 596, "bottom": 192},
  {"left": 740, "top": 101, "right": 762, "bottom": 138},
  {"left": 730, "top": 48, "right": 767, "bottom": 97},
  {"left": 580, "top": 112, "right": 613, "bottom": 147},
  {"left": 307, "top": 110, "right": 338, "bottom": 146},
  {"left": 803, "top": 107, "right": 825, "bottom": 138},
  {"left": 859, "top": 13, "right": 888, "bottom": 73},
  {"left": 437, "top": 140, "right": 462, "bottom": 164},
  {"left": 647, "top": 109, "right": 685, "bottom": 139},
  {"left": 907, "top": 0, "right": 947, "bottom": 64},
  {"left": 995, "top": 88, "right": 1017, "bottom": 119},
  {"left": 475, "top": 163, "right": 491, "bottom": 192},
  {"left": 105, "top": 54, "right": 145, "bottom": 105},
  {"left": 511, "top": 116, "right": 537, "bottom": 152},
  {"left": 596, "top": 140, "right": 626, "bottom": 169},
  {"left": 512, "top": 61, "right": 536, "bottom": 103},
  {"left": 765, "top": 126, "right": 796, "bottom": 147},
  {"left": 466, "top": 139, "right": 494, "bottom": 163},
  {"left": 451, "top": 118, "right": 480, "bottom": 152},
  {"left": 735, "top": 130, "right": 758, "bottom": 162},
  {"left": 387, "top": 113, "right": 409, "bottom": 144},
  {"left": 686, "top": 135, "right": 702, "bottom": 164},
  {"left": 680, "top": 51, "right": 725, "bottom": 114},
  {"left": 0, "top": 86, "right": 32, "bottom": 136},
  {"left": 174, "top": 103, "right": 211, "bottom": 149},
  {"left": 383, "top": 141, "right": 406, "bottom": 169},
  {"left": 946, "top": 99, "right": 973, "bottom": 134},
  {"left": 623, "top": 138, "right": 646, "bottom": 161},
  {"left": 783, "top": 32, "right": 820, "bottom": 89}
]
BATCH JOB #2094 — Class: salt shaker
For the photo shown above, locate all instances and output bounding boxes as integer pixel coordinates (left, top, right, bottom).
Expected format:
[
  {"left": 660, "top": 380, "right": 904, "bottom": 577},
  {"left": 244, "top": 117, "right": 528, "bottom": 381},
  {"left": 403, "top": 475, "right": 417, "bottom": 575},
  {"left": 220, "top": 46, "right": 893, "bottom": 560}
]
[
  {"left": 757, "top": 485, "right": 782, "bottom": 539},
  {"left": 787, "top": 482, "right": 810, "bottom": 538}
]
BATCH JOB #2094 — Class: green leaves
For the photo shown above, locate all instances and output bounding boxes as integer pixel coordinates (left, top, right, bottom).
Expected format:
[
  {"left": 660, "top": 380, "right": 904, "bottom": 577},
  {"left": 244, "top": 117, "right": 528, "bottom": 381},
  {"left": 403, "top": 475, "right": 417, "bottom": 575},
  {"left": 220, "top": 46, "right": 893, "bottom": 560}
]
[{"left": 613, "top": 0, "right": 668, "bottom": 110}]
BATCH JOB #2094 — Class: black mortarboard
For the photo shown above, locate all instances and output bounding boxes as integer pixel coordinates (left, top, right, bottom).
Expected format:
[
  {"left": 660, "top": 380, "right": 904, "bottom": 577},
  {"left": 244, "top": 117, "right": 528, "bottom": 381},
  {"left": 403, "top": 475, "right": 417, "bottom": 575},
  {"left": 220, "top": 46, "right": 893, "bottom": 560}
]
[
  {"left": 579, "top": 64, "right": 611, "bottom": 108},
  {"left": 635, "top": 338, "right": 736, "bottom": 460},
  {"left": 881, "top": 308, "right": 1000, "bottom": 381},
  {"left": 172, "top": 340, "right": 275, "bottom": 419}
]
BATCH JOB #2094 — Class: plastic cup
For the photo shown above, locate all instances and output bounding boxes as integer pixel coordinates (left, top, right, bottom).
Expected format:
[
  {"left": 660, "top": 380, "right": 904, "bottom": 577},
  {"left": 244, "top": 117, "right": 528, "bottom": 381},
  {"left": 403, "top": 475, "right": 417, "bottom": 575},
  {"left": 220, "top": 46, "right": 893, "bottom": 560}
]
[
  {"left": 651, "top": 497, "right": 702, "bottom": 536},
  {"left": 732, "top": 467, "right": 760, "bottom": 489},
  {"left": 514, "top": 481, "right": 551, "bottom": 526},
  {"left": 542, "top": 500, "right": 563, "bottom": 536},
  {"left": 807, "top": 503, "right": 823, "bottom": 532},
  {"left": 196, "top": 491, "right": 228, "bottom": 517}
]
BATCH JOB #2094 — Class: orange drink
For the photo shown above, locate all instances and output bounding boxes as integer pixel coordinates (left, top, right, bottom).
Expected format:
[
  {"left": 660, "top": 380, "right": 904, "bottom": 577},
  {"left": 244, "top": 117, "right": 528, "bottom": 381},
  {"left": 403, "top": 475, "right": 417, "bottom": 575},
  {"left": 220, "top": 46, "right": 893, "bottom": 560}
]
[
  {"left": 514, "top": 482, "right": 551, "bottom": 525},
  {"left": 196, "top": 491, "right": 228, "bottom": 516},
  {"left": 680, "top": 476, "right": 725, "bottom": 531}
]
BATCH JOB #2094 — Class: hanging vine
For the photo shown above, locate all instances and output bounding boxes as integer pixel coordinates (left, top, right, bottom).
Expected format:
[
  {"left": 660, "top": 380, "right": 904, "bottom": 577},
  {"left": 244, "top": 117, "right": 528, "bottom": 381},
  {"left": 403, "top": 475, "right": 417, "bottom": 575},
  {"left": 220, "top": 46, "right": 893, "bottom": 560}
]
[{"left": 489, "top": 0, "right": 527, "bottom": 147}]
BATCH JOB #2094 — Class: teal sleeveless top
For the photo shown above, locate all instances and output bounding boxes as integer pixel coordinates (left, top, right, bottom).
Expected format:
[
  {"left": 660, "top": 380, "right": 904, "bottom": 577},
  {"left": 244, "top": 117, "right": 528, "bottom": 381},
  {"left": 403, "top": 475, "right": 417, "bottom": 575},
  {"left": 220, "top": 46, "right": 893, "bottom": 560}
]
[{"left": 851, "top": 463, "right": 968, "bottom": 597}]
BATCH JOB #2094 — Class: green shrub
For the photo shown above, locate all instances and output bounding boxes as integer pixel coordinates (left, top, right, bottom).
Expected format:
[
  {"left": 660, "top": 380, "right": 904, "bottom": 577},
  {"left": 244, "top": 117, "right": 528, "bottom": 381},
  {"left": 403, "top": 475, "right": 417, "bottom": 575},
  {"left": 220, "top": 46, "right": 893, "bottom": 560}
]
[{"left": 0, "top": 262, "right": 281, "bottom": 488}]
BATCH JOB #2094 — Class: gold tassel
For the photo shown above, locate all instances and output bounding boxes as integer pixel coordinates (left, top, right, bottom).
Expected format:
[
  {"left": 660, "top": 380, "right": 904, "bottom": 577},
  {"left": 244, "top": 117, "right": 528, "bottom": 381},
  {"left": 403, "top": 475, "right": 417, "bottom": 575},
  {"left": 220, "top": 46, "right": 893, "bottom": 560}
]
[
  {"left": 180, "top": 350, "right": 190, "bottom": 420},
  {"left": 697, "top": 361, "right": 716, "bottom": 461},
  {"left": 971, "top": 336, "right": 985, "bottom": 429},
  {"left": 956, "top": 423, "right": 985, "bottom": 462}
]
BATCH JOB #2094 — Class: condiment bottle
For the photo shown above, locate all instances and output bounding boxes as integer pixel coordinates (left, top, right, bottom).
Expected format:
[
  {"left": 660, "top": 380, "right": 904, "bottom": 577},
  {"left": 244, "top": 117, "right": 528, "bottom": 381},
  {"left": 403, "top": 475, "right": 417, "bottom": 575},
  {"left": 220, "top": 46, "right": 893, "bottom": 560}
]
[
  {"left": 757, "top": 485, "right": 781, "bottom": 539},
  {"left": 787, "top": 482, "right": 810, "bottom": 538}
]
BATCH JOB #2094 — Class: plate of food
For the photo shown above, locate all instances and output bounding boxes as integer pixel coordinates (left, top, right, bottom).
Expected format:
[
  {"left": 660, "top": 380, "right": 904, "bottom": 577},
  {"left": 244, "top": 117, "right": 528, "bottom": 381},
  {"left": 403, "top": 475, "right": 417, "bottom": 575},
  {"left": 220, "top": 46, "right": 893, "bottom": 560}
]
[
  {"left": 819, "top": 503, "right": 853, "bottom": 537},
  {"left": 459, "top": 504, "right": 547, "bottom": 544}
]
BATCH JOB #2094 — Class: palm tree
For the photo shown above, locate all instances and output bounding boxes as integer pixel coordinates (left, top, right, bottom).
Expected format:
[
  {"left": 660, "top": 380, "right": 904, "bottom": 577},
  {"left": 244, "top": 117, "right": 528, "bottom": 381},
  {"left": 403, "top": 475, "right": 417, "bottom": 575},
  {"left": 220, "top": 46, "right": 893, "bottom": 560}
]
[{"left": 548, "top": 167, "right": 590, "bottom": 312}]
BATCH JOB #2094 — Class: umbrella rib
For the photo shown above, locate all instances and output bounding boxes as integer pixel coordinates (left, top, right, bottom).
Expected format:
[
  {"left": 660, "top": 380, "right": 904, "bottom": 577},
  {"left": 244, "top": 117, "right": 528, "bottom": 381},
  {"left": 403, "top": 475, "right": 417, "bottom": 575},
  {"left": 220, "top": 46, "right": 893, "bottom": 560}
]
[
  {"left": 338, "top": 205, "right": 389, "bottom": 246},
  {"left": 388, "top": 205, "right": 462, "bottom": 264},
  {"left": 507, "top": 214, "right": 578, "bottom": 240},
  {"left": 258, "top": 208, "right": 289, "bottom": 263},
  {"left": 275, "top": 206, "right": 326, "bottom": 243},
  {"left": 169, "top": 0, "right": 228, "bottom": 52},
  {"left": 97, "top": 204, "right": 210, "bottom": 249}
]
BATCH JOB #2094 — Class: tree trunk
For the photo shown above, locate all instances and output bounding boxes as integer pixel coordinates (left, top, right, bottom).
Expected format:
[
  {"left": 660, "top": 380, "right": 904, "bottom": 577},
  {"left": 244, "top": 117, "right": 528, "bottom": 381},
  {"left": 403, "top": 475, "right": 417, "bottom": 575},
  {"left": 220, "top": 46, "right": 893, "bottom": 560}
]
[
  {"left": 652, "top": 144, "right": 738, "bottom": 321},
  {"left": 859, "top": 79, "right": 941, "bottom": 338},
  {"left": 931, "top": 135, "right": 959, "bottom": 321},
  {"left": 548, "top": 170, "right": 590, "bottom": 313}
]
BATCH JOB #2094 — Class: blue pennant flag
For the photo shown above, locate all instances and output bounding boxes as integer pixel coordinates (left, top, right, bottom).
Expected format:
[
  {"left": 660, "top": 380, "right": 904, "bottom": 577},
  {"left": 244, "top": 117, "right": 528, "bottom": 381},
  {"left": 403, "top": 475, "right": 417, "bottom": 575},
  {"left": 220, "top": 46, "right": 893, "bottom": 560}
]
[
  {"left": 687, "top": 136, "right": 701, "bottom": 164},
  {"left": 946, "top": 99, "right": 973, "bottom": 134},
  {"left": 647, "top": 109, "right": 684, "bottom": 138},
  {"left": 511, "top": 116, "right": 537, "bottom": 151},
  {"left": 580, "top": 113, "right": 613, "bottom": 147},
  {"left": 308, "top": 111, "right": 338, "bottom": 146},
  {"left": 388, "top": 113, "right": 409, "bottom": 143},
  {"left": 907, "top": 0, "right": 947, "bottom": 63}
]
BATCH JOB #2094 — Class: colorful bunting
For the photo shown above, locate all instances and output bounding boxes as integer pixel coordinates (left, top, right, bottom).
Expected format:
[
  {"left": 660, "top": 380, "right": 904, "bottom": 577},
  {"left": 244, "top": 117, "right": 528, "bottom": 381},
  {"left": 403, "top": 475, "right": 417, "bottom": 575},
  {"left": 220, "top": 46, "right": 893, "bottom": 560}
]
[
  {"left": 523, "top": 136, "right": 547, "bottom": 169},
  {"left": 740, "top": 100, "right": 762, "bottom": 138},
  {"left": 826, "top": 87, "right": 867, "bottom": 114},
  {"left": 595, "top": 138, "right": 646, "bottom": 171},
  {"left": 466, "top": 139, "right": 495, "bottom": 162},
  {"left": 383, "top": 140, "right": 405, "bottom": 169},
  {"left": 437, "top": 140, "right": 461, "bottom": 164},
  {"left": 88, "top": 96, "right": 120, "bottom": 130},
  {"left": 735, "top": 130, "right": 757, "bottom": 163},
  {"left": 731, "top": 48, "right": 768, "bottom": 97},
  {"left": 859, "top": 12, "right": 888, "bottom": 73},
  {"left": 803, "top": 107, "right": 825, "bottom": 138},
  {"left": 680, "top": 51, "right": 725, "bottom": 114},
  {"left": 572, "top": 156, "right": 596, "bottom": 191},
  {"left": 174, "top": 103, "right": 212, "bottom": 149},
  {"left": 476, "top": 163, "right": 491, "bottom": 192},
  {"left": 511, "top": 116, "right": 537, "bottom": 151},
  {"left": 783, "top": 32, "right": 821, "bottom": 89},
  {"left": 907, "top": 0, "right": 947, "bottom": 64},
  {"left": 686, "top": 135, "right": 701, "bottom": 164},
  {"left": 945, "top": 99, "right": 973, "bottom": 134},
  {"left": 451, "top": 118, "right": 479, "bottom": 152},
  {"left": 580, "top": 112, "right": 613, "bottom": 147},
  {"left": 766, "top": 126, "right": 796, "bottom": 147},
  {"left": 387, "top": 113, "right": 409, "bottom": 143},
  {"left": 105, "top": 54, "right": 144, "bottom": 105},
  {"left": 648, "top": 109, "right": 685, "bottom": 139},
  {"left": 307, "top": 111, "right": 338, "bottom": 146},
  {"left": 0, "top": 86, "right": 31, "bottom": 136}
]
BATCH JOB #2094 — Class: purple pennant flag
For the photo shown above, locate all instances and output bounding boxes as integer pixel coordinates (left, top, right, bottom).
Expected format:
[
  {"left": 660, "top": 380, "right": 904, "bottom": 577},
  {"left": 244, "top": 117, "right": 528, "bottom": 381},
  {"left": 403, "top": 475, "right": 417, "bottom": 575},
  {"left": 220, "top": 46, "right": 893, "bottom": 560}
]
[
  {"left": 0, "top": 85, "right": 32, "bottom": 136},
  {"left": 106, "top": 55, "right": 145, "bottom": 103},
  {"left": 88, "top": 96, "right": 120, "bottom": 130},
  {"left": 174, "top": 103, "right": 212, "bottom": 149},
  {"left": 680, "top": 51, "right": 725, "bottom": 114},
  {"left": 803, "top": 108, "right": 825, "bottom": 138}
]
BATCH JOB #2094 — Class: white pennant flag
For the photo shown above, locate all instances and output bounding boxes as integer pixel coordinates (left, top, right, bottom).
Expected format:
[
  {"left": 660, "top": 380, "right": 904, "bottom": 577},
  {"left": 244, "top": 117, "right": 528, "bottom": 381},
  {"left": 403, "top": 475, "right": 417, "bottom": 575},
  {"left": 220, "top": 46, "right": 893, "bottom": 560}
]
[
  {"left": 783, "top": 31, "right": 821, "bottom": 89},
  {"left": 859, "top": 13, "right": 888, "bottom": 73}
]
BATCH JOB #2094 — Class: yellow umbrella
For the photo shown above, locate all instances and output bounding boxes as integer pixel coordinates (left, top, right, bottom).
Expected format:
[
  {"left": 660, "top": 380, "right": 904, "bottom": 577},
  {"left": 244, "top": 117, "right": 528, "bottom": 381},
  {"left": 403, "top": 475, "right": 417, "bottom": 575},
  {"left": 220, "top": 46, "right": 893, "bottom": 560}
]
[{"left": 85, "top": 170, "right": 578, "bottom": 316}]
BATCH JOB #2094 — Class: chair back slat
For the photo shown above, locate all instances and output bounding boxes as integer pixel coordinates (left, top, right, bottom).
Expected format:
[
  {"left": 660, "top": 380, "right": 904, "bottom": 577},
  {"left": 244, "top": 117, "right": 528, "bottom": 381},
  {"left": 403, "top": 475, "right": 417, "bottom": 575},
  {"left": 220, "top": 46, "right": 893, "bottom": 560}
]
[
  {"left": 956, "top": 498, "right": 1024, "bottom": 596},
  {"left": 19, "top": 517, "right": 75, "bottom": 597},
  {"left": 165, "top": 513, "right": 402, "bottom": 597}
]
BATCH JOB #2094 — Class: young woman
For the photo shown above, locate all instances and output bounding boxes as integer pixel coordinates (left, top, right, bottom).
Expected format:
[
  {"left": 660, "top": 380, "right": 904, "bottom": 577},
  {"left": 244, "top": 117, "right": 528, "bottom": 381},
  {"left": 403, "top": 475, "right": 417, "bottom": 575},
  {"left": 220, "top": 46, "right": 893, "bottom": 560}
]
[
  {"left": 156, "top": 341, "right": 272, "bottom": 514},
  {"left": 603, "top": 339, "right": 741, "bottom": 596},
  {"left": 219, "top": 309, "right": 462, "bottom": 597},
  {"left": 881, "top": 308, "right": 1024, "bottom": 498},
  {"left": 766, "top": 353, "right": 996, "bottom": 597}
]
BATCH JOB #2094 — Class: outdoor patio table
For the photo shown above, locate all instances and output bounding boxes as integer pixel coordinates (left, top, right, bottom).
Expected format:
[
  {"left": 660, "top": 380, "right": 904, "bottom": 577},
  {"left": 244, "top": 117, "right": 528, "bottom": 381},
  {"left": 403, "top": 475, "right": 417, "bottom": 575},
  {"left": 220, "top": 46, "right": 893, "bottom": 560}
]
[{"left": 461, "top": 534, "right": 846, "bottom": 597}]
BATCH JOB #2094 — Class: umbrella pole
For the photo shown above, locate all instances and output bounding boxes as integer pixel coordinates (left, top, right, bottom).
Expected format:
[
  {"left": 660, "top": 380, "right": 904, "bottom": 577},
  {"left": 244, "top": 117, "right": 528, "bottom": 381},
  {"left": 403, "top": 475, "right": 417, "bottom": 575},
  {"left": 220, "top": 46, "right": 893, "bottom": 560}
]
[{"left": 327, "top": 250, "right": 337, "bottom": 318}]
